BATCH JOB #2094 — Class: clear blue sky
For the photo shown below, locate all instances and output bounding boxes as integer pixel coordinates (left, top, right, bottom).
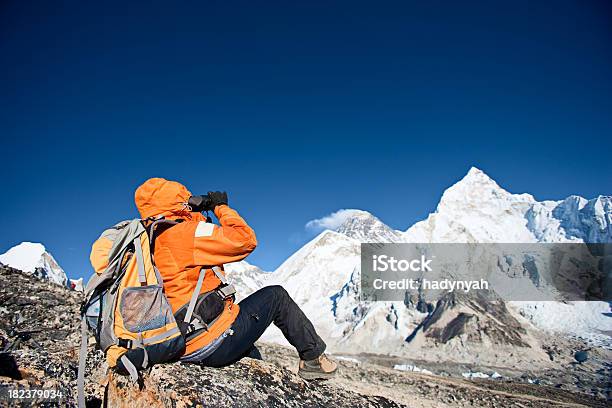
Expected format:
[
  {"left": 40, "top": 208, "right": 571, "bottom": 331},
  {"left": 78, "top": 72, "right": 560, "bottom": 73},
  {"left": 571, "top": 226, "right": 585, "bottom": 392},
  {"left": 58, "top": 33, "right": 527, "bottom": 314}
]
[{"left": 1, "top": 1, "right": 611, "bottom": 280}]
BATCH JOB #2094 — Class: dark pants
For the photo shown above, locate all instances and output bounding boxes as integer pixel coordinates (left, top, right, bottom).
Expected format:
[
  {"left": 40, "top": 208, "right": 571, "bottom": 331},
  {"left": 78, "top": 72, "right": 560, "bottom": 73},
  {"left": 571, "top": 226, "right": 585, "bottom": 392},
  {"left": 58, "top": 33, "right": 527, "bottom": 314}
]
[{"left": 199, "top": 285, "right": 326, "bottom": 367}]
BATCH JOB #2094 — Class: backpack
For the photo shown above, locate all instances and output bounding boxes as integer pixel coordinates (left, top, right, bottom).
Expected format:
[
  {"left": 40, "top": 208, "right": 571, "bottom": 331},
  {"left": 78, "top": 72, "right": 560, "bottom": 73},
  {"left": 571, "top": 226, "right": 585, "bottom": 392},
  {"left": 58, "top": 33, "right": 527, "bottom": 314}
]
[{"left": 77, "top": 218, "right": 185, "bottom": 407}]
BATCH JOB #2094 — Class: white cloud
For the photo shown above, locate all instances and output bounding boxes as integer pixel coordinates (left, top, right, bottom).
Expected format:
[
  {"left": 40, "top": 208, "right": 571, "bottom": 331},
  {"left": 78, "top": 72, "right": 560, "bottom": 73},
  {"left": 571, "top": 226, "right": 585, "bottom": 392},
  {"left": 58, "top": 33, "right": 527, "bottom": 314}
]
[{"left": 305, "top": 209, "right": 361, "bottom": 232}]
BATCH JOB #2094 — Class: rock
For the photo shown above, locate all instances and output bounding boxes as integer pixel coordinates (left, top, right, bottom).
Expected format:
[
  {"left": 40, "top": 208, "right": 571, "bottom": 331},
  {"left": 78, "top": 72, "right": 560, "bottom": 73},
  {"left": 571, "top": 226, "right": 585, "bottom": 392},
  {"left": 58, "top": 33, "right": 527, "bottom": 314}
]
[
  {"left": 574, "top": 350, "right": 589, "bottom": 363},
  {"left": 105, "top": 358, "right": 403, "bottom": 408},
  {"left": 406, "top": 290, "right": 529, "bottom": 346},
  {"left": 0, "top": 353, "right": 21, "bottom": 380}
]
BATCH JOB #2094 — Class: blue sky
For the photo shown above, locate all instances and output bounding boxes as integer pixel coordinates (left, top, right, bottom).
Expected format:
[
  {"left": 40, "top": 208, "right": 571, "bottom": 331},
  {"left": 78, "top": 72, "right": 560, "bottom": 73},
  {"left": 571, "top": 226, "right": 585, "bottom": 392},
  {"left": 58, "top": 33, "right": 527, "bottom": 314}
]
[{"left": 1, "top": 1, "right": 611, "bottom": 280}]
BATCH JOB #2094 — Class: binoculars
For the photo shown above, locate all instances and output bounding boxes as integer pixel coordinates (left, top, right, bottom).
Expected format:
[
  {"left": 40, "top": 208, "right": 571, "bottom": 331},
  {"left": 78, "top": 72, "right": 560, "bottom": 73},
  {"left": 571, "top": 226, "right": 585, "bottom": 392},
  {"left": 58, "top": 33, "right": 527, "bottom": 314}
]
[{"left": 188, "top": 195, "right": 214, "bottom": 212}]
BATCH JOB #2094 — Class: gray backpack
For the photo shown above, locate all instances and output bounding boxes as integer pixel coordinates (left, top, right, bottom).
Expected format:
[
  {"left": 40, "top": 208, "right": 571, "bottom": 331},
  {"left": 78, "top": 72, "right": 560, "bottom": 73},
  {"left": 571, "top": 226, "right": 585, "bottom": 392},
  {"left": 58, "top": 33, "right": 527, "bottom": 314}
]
[{"left": 77, "top": 218, "right": 184, "bottom": 407}]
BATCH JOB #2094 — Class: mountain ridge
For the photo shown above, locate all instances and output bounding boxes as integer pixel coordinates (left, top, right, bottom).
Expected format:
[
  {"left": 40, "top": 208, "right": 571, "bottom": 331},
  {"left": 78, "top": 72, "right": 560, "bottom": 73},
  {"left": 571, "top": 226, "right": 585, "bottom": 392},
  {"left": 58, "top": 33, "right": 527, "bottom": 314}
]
[{"left": 224, "top": 167, "right": 612, "bottom": 360}]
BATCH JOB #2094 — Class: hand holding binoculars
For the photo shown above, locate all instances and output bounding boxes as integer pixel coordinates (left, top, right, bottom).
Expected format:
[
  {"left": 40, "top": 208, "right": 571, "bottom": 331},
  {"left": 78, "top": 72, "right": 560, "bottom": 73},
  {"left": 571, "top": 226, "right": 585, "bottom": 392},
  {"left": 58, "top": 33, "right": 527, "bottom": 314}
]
[{"left": 188, "top": 191, "right": 228, "bottom": 212}]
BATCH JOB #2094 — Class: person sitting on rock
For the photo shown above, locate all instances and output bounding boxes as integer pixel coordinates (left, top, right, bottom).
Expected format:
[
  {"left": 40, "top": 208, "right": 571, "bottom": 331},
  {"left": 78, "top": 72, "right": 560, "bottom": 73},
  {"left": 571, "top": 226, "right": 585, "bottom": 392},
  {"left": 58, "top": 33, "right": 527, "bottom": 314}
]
[{"left": 134, "top": 178, "right": 338, "bottom": 379}]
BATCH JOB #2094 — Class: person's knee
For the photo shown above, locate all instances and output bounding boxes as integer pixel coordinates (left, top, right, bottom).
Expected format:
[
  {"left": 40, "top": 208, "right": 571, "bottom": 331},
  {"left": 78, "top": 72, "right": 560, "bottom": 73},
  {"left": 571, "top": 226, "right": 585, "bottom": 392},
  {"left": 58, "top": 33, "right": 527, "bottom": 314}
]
[
  {"left": 262, "top": 285, "right": 290, "bottom": 301},
  {"left": 265, "top": 284, "right": 288, "bottom": 296}
]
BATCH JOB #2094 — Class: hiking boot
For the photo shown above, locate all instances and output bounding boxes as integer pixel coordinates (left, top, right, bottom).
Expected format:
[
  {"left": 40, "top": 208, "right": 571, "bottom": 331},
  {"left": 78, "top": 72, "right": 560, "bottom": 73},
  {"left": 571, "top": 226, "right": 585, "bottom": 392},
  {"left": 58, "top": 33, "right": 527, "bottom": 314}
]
[{"left": 298, "top": 354, "right": 338, "bottom": 380}]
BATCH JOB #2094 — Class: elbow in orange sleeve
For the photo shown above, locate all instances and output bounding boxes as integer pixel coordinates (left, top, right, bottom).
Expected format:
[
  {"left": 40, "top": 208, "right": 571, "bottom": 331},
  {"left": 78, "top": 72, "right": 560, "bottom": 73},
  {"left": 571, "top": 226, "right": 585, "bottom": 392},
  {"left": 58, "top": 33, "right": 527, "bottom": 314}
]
[
  {"left": 244, "top": 229, "right": 257, "bottom": 254},
  {"left": 214, "top": 204, "right": 258, "bottom": 254}
]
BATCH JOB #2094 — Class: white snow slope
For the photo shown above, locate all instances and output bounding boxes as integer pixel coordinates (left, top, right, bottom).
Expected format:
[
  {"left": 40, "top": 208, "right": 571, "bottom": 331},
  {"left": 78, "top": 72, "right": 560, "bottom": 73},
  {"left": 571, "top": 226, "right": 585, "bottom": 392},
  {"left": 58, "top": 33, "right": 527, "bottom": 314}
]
[{"left": 0, "top": 242, "right": 68, "bottom": 286}]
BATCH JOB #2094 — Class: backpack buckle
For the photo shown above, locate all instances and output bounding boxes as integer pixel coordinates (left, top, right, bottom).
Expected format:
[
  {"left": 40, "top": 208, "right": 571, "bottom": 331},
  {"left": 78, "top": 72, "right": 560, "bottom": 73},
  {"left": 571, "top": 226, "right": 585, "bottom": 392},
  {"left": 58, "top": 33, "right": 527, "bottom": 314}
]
[
  {"left": 186, "top": 320, "right": 207, "bottom": 335},
  {"left": 117, "top": 338, "right": 133, "bottom": 349},
  {"left": 216, "top": 284, "right": 236, "bottom": 300}
]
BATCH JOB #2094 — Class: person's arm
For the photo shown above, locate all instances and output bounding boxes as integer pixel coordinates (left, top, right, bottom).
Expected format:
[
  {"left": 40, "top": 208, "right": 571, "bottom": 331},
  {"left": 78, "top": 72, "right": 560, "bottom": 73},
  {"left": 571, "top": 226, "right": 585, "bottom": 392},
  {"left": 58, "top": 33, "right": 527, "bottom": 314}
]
[{"left": 193, "top": 204, "right": 257, "bottom": 266}]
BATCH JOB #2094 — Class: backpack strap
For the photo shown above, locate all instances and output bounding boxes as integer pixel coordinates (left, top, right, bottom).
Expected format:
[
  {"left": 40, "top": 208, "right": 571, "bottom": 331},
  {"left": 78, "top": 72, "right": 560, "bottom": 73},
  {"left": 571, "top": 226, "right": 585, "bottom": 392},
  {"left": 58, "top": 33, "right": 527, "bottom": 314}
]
[
  {"left": 120, "top": 355, "right": 139, "bottom": 382},
  {"left": 184, "top": 268, "right": 206, "bottom": 327},
  {"left": 212, "top": 266, "right": 236, "bottom": 299},
  {"left": 182, "top": 266, "right": 236, "bottom": 335},
  {"left": 133, "top": 333, "right": 149, "bottom": 369},
  {"left": 77, "top": 317, "right": 88, "bottom": 408},
  {"left": 212, "top": 266, "right": 227, "bottom": 285},
  {"left": 133, "top": 236, "right": 147, "bottom": 285},
  {"left": 148, "top": 218, "right": 179, "bottom": 253}
]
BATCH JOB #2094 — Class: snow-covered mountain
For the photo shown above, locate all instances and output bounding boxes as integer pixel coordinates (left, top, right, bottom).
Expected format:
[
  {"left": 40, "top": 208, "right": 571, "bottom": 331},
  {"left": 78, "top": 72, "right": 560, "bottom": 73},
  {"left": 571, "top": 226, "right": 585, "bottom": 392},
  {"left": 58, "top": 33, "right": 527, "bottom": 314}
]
[
  {"left": 0, "top": 242, "right": 68, "bottom": 286},
  {"left": 405, "top": 167, "right": 612, "bottom": 244},
  {"left": 227, "top": 167, "right": 612, "bottom": 362},
  {"left": 335, "top": 210, "right": 405, "bottom": 243}
]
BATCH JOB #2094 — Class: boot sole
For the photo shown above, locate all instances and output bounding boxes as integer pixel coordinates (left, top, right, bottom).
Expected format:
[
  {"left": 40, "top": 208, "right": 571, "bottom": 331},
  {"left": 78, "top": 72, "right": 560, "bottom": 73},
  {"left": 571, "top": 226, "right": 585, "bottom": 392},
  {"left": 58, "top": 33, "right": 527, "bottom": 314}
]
[{"left": 297, "top": 369, "right": 337, "bottom": 380}]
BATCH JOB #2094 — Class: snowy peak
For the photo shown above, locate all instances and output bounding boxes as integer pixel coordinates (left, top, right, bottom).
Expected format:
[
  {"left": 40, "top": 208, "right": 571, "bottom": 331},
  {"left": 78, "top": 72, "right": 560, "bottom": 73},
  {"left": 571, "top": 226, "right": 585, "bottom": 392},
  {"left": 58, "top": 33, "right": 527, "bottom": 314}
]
[
  {"left": 460, "top": 166, "right": 500, "bottom": 187},
  {"left": 406, "top": 168, "right": 538, "bottom": 242},
  {"left": 335, "top": 210, "right": 404, "bottom": 242},
  {"left": 0, "top": 242, "right": 67, "bottom": 286},
  {"left": 441, "top": 167, "right": 505, "bottom": 201},
  {"left": 306, "top": 209, "right": 404, "bottom": 243},
  {"left": 438, "top": 167, "right": 534, "bottom": 212}
]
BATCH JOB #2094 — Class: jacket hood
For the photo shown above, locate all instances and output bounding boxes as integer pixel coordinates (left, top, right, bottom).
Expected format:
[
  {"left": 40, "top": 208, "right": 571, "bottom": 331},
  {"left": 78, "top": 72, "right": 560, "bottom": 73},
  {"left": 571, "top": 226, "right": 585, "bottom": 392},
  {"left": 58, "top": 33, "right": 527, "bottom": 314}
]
[{"left": 135, "top": 177, "right": 202, "bottom": 220}]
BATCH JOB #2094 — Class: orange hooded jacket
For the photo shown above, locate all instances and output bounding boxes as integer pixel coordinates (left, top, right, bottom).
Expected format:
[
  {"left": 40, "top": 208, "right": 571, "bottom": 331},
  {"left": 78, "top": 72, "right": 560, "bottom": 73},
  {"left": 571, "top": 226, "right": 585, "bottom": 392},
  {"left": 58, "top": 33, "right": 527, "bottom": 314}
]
[{"left": 134, "top": 178, "right": 257, "bottom": 355}]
